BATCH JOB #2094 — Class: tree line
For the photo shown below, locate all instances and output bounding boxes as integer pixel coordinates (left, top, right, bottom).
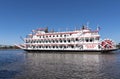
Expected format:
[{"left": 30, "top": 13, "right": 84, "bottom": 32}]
[{"left": 0, "top": 45, "right": 20, "bottom": 49}]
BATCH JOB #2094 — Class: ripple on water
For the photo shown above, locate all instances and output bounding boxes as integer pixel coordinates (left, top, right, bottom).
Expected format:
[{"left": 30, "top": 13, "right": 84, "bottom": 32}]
[{"left": 0, "top": 50, "right": 120, "bottom": 79}]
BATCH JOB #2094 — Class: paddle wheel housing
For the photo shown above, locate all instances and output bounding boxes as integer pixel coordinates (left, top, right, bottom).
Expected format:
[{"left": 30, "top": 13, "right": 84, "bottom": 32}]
[{"left": 100, "top": 39, "right": 116, "bottom": 49}]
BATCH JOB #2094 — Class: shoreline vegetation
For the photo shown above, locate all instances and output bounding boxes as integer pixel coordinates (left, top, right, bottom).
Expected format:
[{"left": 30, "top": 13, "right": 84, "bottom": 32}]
[
  {"left": 116, "top": 43, "right": 120, "bottom": 49},
  {"left": 0, "top": 43, "right": 120, "bottom": 50},
  {"left": 0, "top": 45, "right": 20, "bottom": 50}
]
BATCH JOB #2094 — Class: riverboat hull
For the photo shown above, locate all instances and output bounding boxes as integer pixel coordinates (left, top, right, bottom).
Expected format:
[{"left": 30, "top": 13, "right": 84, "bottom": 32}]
[{"left": 24, "top": 49, "right": 118, "bottom": 53}]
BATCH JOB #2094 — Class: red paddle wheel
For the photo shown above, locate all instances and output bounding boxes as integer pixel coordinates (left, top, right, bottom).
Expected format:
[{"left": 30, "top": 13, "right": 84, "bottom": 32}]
[{"left": 100, "top": 39, "right": 115, "bottom": 49}]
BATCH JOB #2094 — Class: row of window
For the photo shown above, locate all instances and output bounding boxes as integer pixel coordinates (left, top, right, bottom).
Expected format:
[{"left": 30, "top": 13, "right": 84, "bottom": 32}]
[
  {"left": 26, "top": 38, "right": 79, "bottom": 43},
  {"left": 27, "top": 45, "right": 75, "bottom": 49},
  {"left": 26, "top": 37, "right": 99, "bottom": 43},
  {"left": 39, "top": 34, "right": 72, "bottom": 38}
]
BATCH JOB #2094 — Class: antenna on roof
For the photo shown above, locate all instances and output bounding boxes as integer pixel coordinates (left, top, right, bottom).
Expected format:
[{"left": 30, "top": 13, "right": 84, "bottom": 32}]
[
  {"left": 97, "top": 24, "right": 100, "bottom": 31},
  {"left": 86, "top": 21, "right": 89, "bottom": 28}
]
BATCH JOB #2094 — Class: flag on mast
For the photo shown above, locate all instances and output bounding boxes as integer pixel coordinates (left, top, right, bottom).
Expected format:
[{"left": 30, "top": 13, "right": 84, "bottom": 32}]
[{"left": 97, "top": 27, "right": 100, "bottom": 31}]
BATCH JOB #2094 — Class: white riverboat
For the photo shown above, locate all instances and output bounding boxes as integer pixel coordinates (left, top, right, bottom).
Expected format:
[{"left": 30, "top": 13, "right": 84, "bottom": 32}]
[{"left": 17, "top": 25, "right": 117, "bottom": 52}]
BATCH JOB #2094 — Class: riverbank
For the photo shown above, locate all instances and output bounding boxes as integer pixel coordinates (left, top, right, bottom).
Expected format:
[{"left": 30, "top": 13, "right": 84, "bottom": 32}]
[{"left": 0, "top": 45, "right": 20, "bottom": 50}]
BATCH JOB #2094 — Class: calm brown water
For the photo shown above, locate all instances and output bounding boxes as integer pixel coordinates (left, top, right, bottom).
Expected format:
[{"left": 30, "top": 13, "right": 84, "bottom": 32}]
[{"left": 0, "top": 50, "right": 120, "bottom": 79}]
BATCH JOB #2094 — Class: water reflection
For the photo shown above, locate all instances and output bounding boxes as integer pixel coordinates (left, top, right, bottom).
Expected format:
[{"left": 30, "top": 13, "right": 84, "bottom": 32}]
[
  {"left": 15, "top": 51, "right": 120, "bottom": 79},
  {"left": 0, "top": 50, "right": 120, "bottom": 79}
]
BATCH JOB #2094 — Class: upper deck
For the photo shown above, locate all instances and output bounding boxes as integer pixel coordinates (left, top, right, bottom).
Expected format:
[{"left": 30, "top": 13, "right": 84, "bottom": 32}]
[{"left": 25, "top": 26, "right": 100, "bottom": 40}]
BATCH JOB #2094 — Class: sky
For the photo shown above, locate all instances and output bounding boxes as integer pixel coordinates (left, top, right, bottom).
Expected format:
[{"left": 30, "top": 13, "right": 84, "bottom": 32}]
[{"left": 0, "top": 0, "right": 120, "bottom": 45}]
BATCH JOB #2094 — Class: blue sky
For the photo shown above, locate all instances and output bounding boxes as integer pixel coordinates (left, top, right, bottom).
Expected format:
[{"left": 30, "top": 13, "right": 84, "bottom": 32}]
[{"left": 0, "top": 0, "right": 120, "bottom": 45}]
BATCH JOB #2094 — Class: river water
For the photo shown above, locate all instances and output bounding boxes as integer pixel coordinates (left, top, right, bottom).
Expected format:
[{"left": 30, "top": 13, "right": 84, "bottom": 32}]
[{"left": 0, "top": 50, "right": 120, "bottom": 79}]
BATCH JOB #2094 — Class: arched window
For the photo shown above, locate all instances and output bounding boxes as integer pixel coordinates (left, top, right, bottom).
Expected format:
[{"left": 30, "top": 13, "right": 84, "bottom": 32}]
[
  {"left": 60, "top": 35, "right": 62, "bottom": 37},
  {"left": 56, "top": 40, "right": 58, "bottom": 43},
  {"left": 90, "top": 38, "right": 94, "bottom": 42},
  {"left": 46, "top": 40, "right": 48, "bottom": 43},
  {"left": 60, "top": 46, "right": 62, "bottom": 48},
  {"left": 71, "top": 45, "right": 74, "bottom": 48},
  {"left": 68, "top": 39, "right": 70, "bottom": 42},
  {"left": 64, "top": 40, "right": 66, "bottom": 42},
  {"left": 85, "top": 38, "right": 89, "bottom": 42},
  {"left": 64, "top": 35, "right": 66, "bottom": 37},
  {"left": 76, "top": 38, "right": 78, "bottom": 41},
  {"left": 60, "top": 40, "right": 62, "bottom": 43},
  {"left": 64, "top": 46, "right": 66, "bottom": 48},
  {"left": 53, "top": 40, "right": 55, "bottom": 43},
  {"left": 39, "top": 46, "right": 41, "bottom": 48}
]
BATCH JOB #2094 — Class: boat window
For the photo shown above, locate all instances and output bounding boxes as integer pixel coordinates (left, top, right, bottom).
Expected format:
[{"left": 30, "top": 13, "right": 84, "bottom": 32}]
[
  {"left": 64, "top": 46, "right": 66, "bottom": 48},
  {"left": 33, "top": 46, "right": 35, "bottom": 48},
  {"left": 64, "top": 35, "right": 66, "bottom": 37},
  {"left": 33, "top": 41, "right": 35, "bottom": 43},
  {"left": 36, "top": 41, "right": 38, "bottom": 43},
  {"left": 60, "top": 46, "right": 62, "bottom": 48},
  {"left": 68, "top": 40, "right": 70, "bottom": 42},
  {"left": 90, "top": 39, "right": 92, "bottom": 42},
  {"left": 36, "top": 46, "right": 38, "bottom": 48},
  {"left": 26, "top": 40, "right": 28, "bottom": 43},
  {"left": 95, "top": 37, "right": 99, "bottom": 40},
  {"left": 56, "top": 40, "right": 58, "bottom": 43},
  {"left": 39, "top": 46, "right": 41, "bottom": 48},
  {"left": 90, "top": 38, "right": 94, "bottom": 42},
  {"left": 76, "top": 38, "right": 78, "bottom": 41},
  {"left": 86, "top": 38, "right": 89, "bottom": 42},
  {"left": 64, "top": 40, "right": 66, "bottom": 42},
  {"left": 71, "top": 45, "right": 74, "bottom": 48},
  {"left": 60, "top": 35, "right": 62, "bottom": 37},
  {"left": 71, "top": 38, "right": 74, "bottom": 42},
  {"left": 60, "top": 40, "right": 62, "bottom": 43}
]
